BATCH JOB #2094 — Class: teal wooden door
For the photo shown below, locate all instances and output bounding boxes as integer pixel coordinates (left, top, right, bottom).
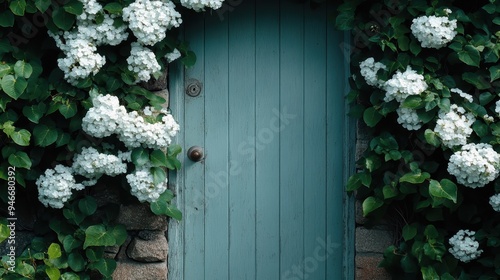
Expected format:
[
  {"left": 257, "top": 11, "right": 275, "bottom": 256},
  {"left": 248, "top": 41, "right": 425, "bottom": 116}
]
[{"left": 168, "top": 1, "right": 354, "bottom": 279}]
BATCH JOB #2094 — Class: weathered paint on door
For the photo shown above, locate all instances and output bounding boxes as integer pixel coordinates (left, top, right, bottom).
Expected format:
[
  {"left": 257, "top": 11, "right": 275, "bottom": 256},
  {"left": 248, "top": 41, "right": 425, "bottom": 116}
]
[{"left": 168, "top": 1, "right": 354, "bottom": 279}]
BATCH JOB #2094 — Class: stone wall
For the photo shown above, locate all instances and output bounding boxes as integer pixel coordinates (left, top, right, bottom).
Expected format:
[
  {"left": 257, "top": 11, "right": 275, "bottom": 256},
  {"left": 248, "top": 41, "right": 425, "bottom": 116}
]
[{"left": 354, "top": 120, "right": 393, "bottom": 280}]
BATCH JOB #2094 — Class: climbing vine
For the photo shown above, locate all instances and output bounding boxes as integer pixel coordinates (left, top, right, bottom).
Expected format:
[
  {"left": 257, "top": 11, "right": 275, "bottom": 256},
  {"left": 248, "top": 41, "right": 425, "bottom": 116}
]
[
  {"left": 0, "top": 0, "right": 227, "bottom": 278},
  {"left": 338, "top": 0, "right": 500, "bottom": 278}
]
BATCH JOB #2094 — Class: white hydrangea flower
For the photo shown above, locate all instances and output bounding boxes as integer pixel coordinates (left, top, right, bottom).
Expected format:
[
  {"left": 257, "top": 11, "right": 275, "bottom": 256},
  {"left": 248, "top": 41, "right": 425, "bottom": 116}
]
[
  {"left": 396, "top": 107, "right": 422, "bottom": 130},
  {"left": 359, "top": 57, "right": 387, "bottom": 88},
  {"left": 82, "top": 94, "right": 180, "bottom": 149},
  {"left": 495, "top": 100, "right": 500, "bottom": 117},
  {"left": 36, "top": 165, "right": 85, "bottom": 209},
  {"left": 166, "top": 48, "right": 182, "bottom": 63},
  {"left": 450, "top": 88, "right": 473, "bottom": 103},
  {"left": 489, "top": 194, "right": 500, "bottom": 212},
  {"left": 411, "top": 14, "right": 457, "bottom": 49},
  {"left": 448, "top": 143, "right": 500, "bottom": 188},
  {"left": 383, "top": 66, "right": 427, "bottom": 102},
  {"left": 448, "top": 229, "right": 482, "bottom": 263},
  {"left": 434, "top": 105, "right": 475, "bottom": 148},
  {"left": 48, "top": 0, "right": 129, "bottom": 84},
  {"left": 127, "top": 42, "right": 162, "bottom": 83},
  {"left": 122, "top": 0, "right": 182, "bottom": 46},
  {"left": 126, "top": 164, "right": 168, "bottom": 203},
  {"left": 82, "top": 94, "right": 128, "bottom": 138},
  {"left": 483, "top": 114, "right": 494, "bottom": 122},
  {"left": 49, "top": 36, "right": 106, "bottom": 85},
  {"left": 180, "top": 0, "right": 225, "bottom": 11},
  {"left": 72, "top": 147, "right": 128, "bottom": 178}
]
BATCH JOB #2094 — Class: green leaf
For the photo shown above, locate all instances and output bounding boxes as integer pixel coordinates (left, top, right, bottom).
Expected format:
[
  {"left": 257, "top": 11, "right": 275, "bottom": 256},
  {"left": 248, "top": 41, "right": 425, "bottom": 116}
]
[
  {"left": 0, "top": 223, "right": 10, "bottom": 243},
  {"left": 458, "top": 45, "right": 481, "bottom": 67},
  {"left": 84, "top": 225, "right": 116, "bottom": 249},
  {"left": 150, "top": 149, "right": 168, "bottom": 167},
  {"left": 103, "top": 2, "right": 123, "bottom": 14},
  {"left": 402, "top": 223, "right": 418, "bottom": 241},
  {"left": 85, "top": 247, "right": 103, "bottom": 262},
  {"left": 463, "top": 72, "right": 490, "bottom": 90},
  {"left": 0, "top": 64, "right": 12, "bottom": 78},
  {"left": 399, "top": 172, "right": 430, "bottom": 184},
  {"left": 45, "top": 266, "right": 61, "bottom": 280},
  {"left": 382, "top": 185, "right": 398, "bottom": 199},
  {"left": 67, "top": 252, "right": 85, "bottom": 272},
  {"left": 131, "top": 147, "right": 149, "bottom": 166},
  {"left": 424, "top": 129, "right": 440, "bottom": 147},
  {"left": 400, "top": 255, "right": 418, "bottom": 273},
  {"left": 363, "top": 107, "right": 383, "bottom": 127},
  {"left": 33, "top": 124, "right": 58, "bottom": 147},
  {"left": 421, "top": 266, "right": 439, "bottom": 279},
  {"left": 473, "top": 121, "right": 489, "bottom": 138},
  {"left": 0, "top": 11, "right": 15, "bottom": 27},
  {"left": 490, "top": 65, "right": 500, "bottom": 82},
  {"left": 429, "top": 179, "right": 457, "bottom": 203},
  {"left": 479, "top": 92, "right": 495, "bottom": 106},
  {"left": 61, "top": 272, "right": 80, "bottom": 280},
  {"left": 58, "top": 102, "right": 77, "bottom": 118},
  {"left": 335, "top": 12, "right": 355, "bottom": 30},
  {"left": 48, "top": 243, "right": 62, "bottom": 259},
  {"left": 35, "top": 0, "right": 51, "bottom": 12},
  {"left": 180, "top": 51, "right": 196, "bottom": 67},
  {"left": 150, "top": 192, "right": 182, "bottom": 221},
  {"left": 110, "top": 224, "right": 127, "bottom": 246},
  {"left": 151, "top": 166, "right": 166, "bottom": 186},
  {"left": 423, "top": 241, "right": 446, "bottom": 261},
  {"left": 23, "top": 103, "right": 46, "bottom": 123},
  {"left": 362, "top": 196, "right": 384, "bottom": 216},
  {"left": 93, "top": 258, "right": 116, "bottom": 278},
  {"left": 63, "top": 235, "right": 82, "bottom": 253},
  {"left": 63, "top": 0, "right": 83, "bottom": 15},
  {"left": 8, "top": 151, "right": 31, "bottom": 169},
  {"left": 52, "top": 7, "right": 76, "bottom": 30},
  {"left": 2, "top": 75, "right": 27, "bottom": 99},
  {"left": 78, "top": 196, "right": 97, "bottom": 216},
  {"left": 9, "top": 0, "right": 26, "bottom": 16},
  {"left": 11, "top": 129, "right": 31, "bottom": 146},
  {"left": 401, "top": 95, "right": 423, "bottom": 109},
  {"left": 14, "top": 61, "right": 33, "bottom": 79}
]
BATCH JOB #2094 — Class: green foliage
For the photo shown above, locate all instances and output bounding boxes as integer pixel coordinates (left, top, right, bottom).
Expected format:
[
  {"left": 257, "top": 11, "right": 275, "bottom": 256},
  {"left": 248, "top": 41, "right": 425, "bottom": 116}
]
[
  {"left": 339, "top": 0, "right": 500, "bottom": 278},
  {"left": 0, "top": 0, "right": 189, "bottom": 278}
]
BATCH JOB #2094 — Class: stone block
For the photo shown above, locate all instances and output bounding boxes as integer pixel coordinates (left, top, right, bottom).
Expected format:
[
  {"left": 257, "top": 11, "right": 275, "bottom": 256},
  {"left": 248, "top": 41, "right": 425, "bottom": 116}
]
[
  {"left": 127, "top": 233, "right": 168, "bottom": 262},
  {"left": 112, "top": 261, "right": 168, "bottom": 280},
  {"left": 116, "top": 236, "right": 132, "bottom": 261},
  {"left": 141, "top": 70, "right": 168, "bottom": 91},
  {"left": 356, "top": 227, "right": 393, "bottom": 253},
  {"left": 356, "top": 253, "right": 391, "bottom": 280},
  {"left": 116, "top": 204, "right": 167, "bottom": 231}
]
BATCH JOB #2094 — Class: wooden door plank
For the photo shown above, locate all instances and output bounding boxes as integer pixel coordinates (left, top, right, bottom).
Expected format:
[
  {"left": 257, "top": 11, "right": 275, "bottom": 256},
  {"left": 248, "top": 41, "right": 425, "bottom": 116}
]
[
  {"left": 279, "top": 0, "right": 305, "bottom": 277},
  {"left": 182, "top": 13, "right": 206, "bottom": 280},
  {"left": 303, "top": 4, "right": 328, "bottom": 279},
  {"left": 255, "top": 0, "right": 280, "bottom": 279},
  {"left": 204, "top": 12, "right": 230, "bottom": 280},
  {"left": 326, "top": 7, "right": 348, "bottom": 279},
  {"left": 228, "top": 1, "right": 257, "bottom": 278}
]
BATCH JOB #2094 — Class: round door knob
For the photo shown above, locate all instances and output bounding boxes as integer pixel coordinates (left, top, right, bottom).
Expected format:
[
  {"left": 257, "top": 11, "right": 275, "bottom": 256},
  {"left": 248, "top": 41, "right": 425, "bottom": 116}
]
[{"left": 187, "top": 146, "right": 204, "bottom": 162}]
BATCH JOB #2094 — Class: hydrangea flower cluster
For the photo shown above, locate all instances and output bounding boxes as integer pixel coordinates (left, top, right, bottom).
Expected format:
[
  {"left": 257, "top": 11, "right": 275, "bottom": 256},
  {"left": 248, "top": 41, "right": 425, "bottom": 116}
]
[
  {"left": 126, "top": 164, "right": 168, "bottom": 203},
  {"left": 359, "top": 57, "right": 387, "bottom": 88},
  {"left": 396, "top": 107, "right": 422, "bottom": 130},
  {"left": 166, "top": 48, "right": 182, "bottom": 63},
  {"left": 448, "top": 143, "right": 500, "bottom": 188},
  {"left": 72, "top": 147, "right": 128, "bottom": 178},
  {"left": 82, "top": 94, "right": 180, "bottom": 149},
  {"left": 448, "top": 230, "right": 483, "bottom": 263},
  {"left": 495, "top": 100, "right": 500, "bottom": 117},
  {"left": 489, "top": 194, "right": 500, "bottom": 212},
  {"left": 48, "top": 0, "right": 129, "bottom": 85},
  {"left": 434, "top": 105, "right": 475, "bottom": 148},
  {"left": 36, "top": 165, "right": 85, "bottom": 209},
  {"left": 180, "top": 0, "right": 225, "bottom": 11},
  {"left": 451, "top": 88, "right": 473, "bottom": 103},
  {"left": 383, "top": 66, "right": 428, "bottom": 102},
  {"left": 122, "top": 0, "right": 182, "bottom": 46},
  {"left": 411, "top": 14, "right": 457, "bottom": 49},
  {"left": 127, "top": 43, "right": 162, "bottom": 83}
]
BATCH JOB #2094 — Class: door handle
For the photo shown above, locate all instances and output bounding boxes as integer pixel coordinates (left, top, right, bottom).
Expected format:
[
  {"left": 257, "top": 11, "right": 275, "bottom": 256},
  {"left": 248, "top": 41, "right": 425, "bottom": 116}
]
[{"left": 187, "top": 146, "right": 204, "bottom": 162}]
